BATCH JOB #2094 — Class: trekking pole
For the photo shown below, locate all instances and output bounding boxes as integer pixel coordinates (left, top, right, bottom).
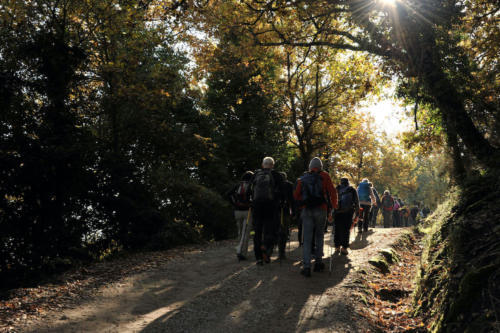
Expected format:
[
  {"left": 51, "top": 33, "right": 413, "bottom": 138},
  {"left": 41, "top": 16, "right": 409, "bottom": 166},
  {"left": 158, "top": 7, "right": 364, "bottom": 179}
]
[
  {"left": 280, "top": 207, "right": 284, "bottom": 266},
  {"left": 329, "top": 211, "right": 334, "bottom": 275}
]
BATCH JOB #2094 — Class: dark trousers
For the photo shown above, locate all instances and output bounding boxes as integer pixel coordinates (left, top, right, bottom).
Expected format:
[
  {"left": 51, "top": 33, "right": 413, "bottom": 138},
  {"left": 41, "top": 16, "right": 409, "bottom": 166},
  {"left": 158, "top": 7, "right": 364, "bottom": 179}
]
[
  {"left": 370, "top": 206, "right": 379, "bottom": 227},
  {"left": 277, "top": 211, "right": 290, "bottom": 257},
  {"left": 253, "top": 203, "right": 278, "bottom": 260},
  {"left": 358, "top": 204, "right": 372, "bottom": 231},
  {"left": 393, "top": 210, "right": 400, "bottom": 227},
  {"left": 334, "top": 210, "right": 354, "bottom": 248}
]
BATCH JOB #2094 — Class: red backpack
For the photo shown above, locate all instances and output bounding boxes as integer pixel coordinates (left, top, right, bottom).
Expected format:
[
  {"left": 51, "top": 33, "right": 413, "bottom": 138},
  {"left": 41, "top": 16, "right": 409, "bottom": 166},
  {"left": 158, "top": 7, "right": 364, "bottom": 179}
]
[{"left": 233, "top": 181, "right": 251, "bottom": 209}]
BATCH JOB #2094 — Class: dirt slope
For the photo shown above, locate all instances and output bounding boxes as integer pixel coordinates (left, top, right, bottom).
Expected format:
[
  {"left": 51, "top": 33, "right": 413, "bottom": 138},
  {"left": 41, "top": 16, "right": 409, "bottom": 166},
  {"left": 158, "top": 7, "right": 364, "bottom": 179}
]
[{"left": 15, "top": 228, "right": 405, "bottom": 333}]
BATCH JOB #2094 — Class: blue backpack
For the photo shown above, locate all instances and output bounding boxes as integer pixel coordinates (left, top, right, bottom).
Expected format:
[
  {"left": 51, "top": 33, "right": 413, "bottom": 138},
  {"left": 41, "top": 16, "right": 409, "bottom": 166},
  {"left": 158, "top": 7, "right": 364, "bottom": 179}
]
[
  {"left": 300, "top": 172, "right": 324, "bottom": 207},
  {"left": 357, "top": 181, "right": 371, "bottom": 202}
]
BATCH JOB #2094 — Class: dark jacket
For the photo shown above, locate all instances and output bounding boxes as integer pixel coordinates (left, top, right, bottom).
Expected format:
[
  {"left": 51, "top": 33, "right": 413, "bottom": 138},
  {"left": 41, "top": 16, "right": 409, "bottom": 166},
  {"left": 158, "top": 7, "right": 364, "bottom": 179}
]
[
  {"left": 336, "top": 183, "right": 359, "bottom": 213},
  {"left": 250, "top": 168, "right": 284, "bottom": 205},
  {"left": 281, "top": 180, "right": 296, "bottom": 216}
]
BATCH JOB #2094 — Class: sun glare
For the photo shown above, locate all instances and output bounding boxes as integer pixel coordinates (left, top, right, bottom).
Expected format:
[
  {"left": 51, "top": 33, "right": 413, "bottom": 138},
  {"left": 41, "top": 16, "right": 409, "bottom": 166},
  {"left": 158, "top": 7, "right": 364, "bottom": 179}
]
[{"left": 379, "top": 0, "right": 397, "bottom": 6}]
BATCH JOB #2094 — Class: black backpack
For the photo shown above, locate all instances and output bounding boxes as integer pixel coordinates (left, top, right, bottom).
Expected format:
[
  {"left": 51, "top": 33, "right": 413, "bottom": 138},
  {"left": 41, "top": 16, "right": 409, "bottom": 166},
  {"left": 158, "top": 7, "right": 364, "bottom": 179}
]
[
  {"left": 338, "top": 186, "right": 354, "bottom": 212},
  {"left": 300, "top": 172, "right": 324, "bottom": 207},
  {"left": 233, "top": 181, "right": 251, "bottom": 209},
  {"left": 252, "top": 169, "right": 276, "bottom": 203}
]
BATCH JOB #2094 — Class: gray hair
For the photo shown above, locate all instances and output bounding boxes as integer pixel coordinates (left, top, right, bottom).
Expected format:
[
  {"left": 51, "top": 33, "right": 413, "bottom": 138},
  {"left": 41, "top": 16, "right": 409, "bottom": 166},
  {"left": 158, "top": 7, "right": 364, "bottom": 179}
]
[{"left": 262, "top": 156, "right": 275, "bottom": 168}]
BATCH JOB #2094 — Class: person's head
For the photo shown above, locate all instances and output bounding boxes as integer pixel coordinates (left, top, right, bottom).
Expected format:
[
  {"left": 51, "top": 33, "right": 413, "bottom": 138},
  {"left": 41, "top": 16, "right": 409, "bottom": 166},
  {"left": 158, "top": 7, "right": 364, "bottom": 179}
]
[
  {"left": 262, "top": 156, "right": 275, "bottom": 169},
  {"left": 308, "top": 157, "right": 323, "bottom": 172},
  {"left": 384, "top": 190, "right": 390, "bottom": 195},
  {"left": 279, "top": 171, "right": 287, "bottom": 181},
  {"left": 368, "top": 182, "right": 373, "bottom": 187},
  {"left": 361, "top": 178, "right": 369, "bottom": 183},
  {"left": 340, "top": 177, "right": 349, "bottom": 186},
  {"left": 394, "top": 195, "right": 398, "bottom": 199},
  {"left": 241, "top": 171, "right": 254, "bottom": 181}
]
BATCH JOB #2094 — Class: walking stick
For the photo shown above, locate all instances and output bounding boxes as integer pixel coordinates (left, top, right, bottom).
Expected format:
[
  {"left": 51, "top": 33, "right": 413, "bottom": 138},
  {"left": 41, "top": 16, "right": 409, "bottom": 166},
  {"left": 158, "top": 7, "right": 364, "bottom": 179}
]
[
  {"left": 280, "top": 207, "right": 284, "bottom": 266},
  {"left": 329, "top": 211, "right": 334, "bottom": 275}
]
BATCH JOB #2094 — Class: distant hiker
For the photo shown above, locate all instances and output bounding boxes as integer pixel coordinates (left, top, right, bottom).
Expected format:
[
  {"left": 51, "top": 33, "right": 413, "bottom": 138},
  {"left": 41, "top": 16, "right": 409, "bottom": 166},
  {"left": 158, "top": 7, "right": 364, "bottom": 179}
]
[
  {"left": 227, "top": 171, "right": 254, "bottom": 260},
  {"left": 369, "top": 183, "right": 381, "bottom": 227},
  {"left": 422, "top": 206, "right": 431, "bottom": 218},
  {"left": 381, "top": 190, "right": 394, "bottom": 228},
  {"left": 356, "top": 179, "right": 376, "bottom": 233},
  {"left": 400, "top": 203, "right": 410, "bottom": 227},
  {"left": 251, "top": 157, "right": 284, "bottom": 265},
  {"left": 410, "top": 204, "right": 419, "bottom": 225},
  {"left": 277, "top": 172, "right": 296, "bottom": 260},
  {"left": 294, "top": 157, "right": 338, "bottom": 277},
  {"left": 334, "top": 178, "right": 359, "bottom": 255},
  {"left": 392, "top": 195, "right": 401, "bottom": 227}
]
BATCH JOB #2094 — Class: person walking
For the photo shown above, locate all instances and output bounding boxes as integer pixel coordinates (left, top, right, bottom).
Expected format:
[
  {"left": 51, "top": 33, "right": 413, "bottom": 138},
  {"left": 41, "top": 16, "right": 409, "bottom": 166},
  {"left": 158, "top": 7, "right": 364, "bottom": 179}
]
[
  {"left": 334, "top": 178, "right": 359, "bottom": 255},
  {"left": 381, "top": 190, "right": 394, "bottom": 228},
  {"left": 226, "top": 171, "right": 254, "bottom": 260},
  {"left": 369, "top": 183, "right": 381, "bottom": 227},
  {"left": 357, "top": 179, "right": 376, "bottom": 233},
  {"left": 392, "top": 195, "right": 401, "bottom": 227},
  {"left": 251, "top": 157, "right": 284, "bottom": 265},
  {"left": 277, "top": 172, "right": 296, "bottom": 260},
  {"left": 294, "top": 157, "right": 338, "bottom": 277}
]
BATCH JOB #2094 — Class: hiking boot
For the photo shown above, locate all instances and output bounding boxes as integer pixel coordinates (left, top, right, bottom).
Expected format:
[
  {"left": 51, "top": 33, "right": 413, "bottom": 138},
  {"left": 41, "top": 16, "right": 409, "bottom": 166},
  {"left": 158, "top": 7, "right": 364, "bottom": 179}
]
[
  {"left": 313, "top": 262, "right": 325, "bottom": 272},
  {"left": 260, "top": 246, "right": 270, "bottom": 263},
  {"left": 256, "top": 259, "right": 264, "bottom": 266},
  {"left": 237, "top": 254, "right": 247, "bottom": 261},
  {"left": 300, "top": 267, "right": 311, "bottom": 277},
  {"left": 341, "top": 247, "right": 349, "bottom": 255}
]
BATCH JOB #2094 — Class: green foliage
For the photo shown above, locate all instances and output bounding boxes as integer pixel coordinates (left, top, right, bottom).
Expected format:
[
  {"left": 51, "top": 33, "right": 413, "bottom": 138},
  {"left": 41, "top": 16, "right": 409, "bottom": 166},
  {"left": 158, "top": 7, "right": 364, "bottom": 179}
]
[
  {"left": 0, "top": 0, "right": 229, "bottom": 288},
  {"left": 200, "top": 32, "right": 290, "bottom": 188}
]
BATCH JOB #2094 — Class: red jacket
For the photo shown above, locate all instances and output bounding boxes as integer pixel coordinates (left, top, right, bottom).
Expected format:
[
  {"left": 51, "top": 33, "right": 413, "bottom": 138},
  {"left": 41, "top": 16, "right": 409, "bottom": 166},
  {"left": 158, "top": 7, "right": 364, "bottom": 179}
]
[{"left": 294, "top": 170, "right": 338, "bottom": 211}]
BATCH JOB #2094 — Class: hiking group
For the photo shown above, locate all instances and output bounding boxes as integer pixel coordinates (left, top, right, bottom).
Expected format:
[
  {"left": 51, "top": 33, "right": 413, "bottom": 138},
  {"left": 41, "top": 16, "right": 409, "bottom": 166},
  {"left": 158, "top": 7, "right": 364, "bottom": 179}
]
[{"left": 227, "top": 156, "right": 426, "bottom": 277}]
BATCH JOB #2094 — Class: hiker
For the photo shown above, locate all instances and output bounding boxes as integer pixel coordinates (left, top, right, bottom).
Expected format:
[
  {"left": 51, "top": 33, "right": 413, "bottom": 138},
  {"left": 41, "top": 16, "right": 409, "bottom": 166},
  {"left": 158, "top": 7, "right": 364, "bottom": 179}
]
[
  {"left": 400, "top": 203, "right": 410, "bottom": 227},
  {"left": 277, "top": 172, "right": 296, "bottom": 260},
  {"left": 410, "top": 204, "right": 419, "bottom": 225},
  {"left": 392, "top": 195, "right": 401, "bottom": 227},
  {"left": 296, "top": 174, "right": 316, "bottom": 253},
  {"left": 369, "top": 183, "right": 381, "bottom": 227},
  {"left": 294, "top": 157, "right": 338, "bottom": 277},
  {"left": 251, "top": 157, "right": 284, "bottom": 265},
  {"left": 356, "top": 179, "right": 376, "bottom": 233},
  {"left": 226, "top": 171, "right": 254, "bottom": 260},
  {"left": 334, "top": 178, "right": 359, "bottom": 255},
  {"left": 422, "top": 206, "right": 431, "bottom": 218},
  {"left": 381, "top": 190, "right": 394, "bottom": 228}
]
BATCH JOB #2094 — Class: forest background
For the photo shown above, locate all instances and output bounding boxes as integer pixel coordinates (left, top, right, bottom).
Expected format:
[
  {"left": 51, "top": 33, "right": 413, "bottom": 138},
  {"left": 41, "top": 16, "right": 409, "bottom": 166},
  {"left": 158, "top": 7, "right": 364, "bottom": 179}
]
[{"left": 1, "top": 0, "right": 497, "bottom": 289}]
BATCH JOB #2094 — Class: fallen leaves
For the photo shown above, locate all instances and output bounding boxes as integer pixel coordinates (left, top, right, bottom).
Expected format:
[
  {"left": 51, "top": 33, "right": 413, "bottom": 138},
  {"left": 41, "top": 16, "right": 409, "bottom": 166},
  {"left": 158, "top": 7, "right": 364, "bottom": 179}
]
[{"left": 354, "top": 232, "right": 428, "bottom": 332}]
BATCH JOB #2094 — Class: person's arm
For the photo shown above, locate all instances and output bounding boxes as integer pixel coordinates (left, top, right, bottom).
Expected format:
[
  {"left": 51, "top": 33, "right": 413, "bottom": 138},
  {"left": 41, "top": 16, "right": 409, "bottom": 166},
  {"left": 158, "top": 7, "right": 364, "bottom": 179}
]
[
  {"left": 324, "top": 174, "right": 338, "bottom": 210},
  {"left": 369, "top": 188, "right": 376, "bottom": 206},
  {"left": 288, "top": 183, "right": 296, "bottom": 215},
  {"left": 294, "top": 179, "right": 302, "bottom": 203},
  {"left": 224, "top": 184, "right": 239, "bottom": 207}
]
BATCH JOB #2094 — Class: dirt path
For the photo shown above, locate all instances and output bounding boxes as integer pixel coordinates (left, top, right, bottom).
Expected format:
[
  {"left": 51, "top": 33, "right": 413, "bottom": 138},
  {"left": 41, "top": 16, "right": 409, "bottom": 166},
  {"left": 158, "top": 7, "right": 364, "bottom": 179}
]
[{"left": 20, "top": 227, "right": 405, "bottom": 333}]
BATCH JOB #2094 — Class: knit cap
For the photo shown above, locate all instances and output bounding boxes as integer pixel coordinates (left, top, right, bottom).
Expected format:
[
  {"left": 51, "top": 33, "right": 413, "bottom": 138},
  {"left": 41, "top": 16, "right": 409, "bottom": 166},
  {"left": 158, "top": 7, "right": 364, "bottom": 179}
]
[{"left": 309, "top": 157, "right": 323, "bottom": 171}]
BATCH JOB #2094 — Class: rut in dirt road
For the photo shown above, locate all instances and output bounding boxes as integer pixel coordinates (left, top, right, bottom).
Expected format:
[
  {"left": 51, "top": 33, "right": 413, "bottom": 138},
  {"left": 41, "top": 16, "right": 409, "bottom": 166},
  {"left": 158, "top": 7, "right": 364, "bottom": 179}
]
[{"left": 26, "top": 228, "right": 406, "bottom": 333}]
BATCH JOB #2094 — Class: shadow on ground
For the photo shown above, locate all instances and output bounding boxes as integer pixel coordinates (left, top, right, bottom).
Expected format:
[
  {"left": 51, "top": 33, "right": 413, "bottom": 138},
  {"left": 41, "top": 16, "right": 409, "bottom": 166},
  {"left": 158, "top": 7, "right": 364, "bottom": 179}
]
[{"left": 137, "top": 243, "right": 360, "bottom": 333}]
